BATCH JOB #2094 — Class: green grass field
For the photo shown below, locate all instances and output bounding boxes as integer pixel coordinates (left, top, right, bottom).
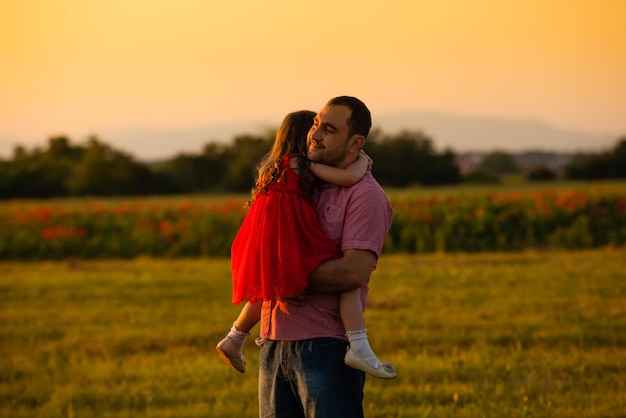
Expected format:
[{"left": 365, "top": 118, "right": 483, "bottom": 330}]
[{"left": 1, "top": 248, "right": 625, "bottom": 417}]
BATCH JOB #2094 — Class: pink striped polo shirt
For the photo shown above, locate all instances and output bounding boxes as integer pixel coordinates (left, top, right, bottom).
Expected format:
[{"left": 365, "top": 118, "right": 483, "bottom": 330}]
[{"left": 260, "top": 172, "right": 393, "bottom": 341}]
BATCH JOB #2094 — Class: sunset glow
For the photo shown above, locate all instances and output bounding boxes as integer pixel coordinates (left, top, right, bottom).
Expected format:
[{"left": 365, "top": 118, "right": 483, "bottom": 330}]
[{"left": 1, "top": 0, "right": 625, "bottom": 152}]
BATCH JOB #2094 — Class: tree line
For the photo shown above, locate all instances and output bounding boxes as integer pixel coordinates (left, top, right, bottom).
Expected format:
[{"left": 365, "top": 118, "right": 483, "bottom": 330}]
[
  {"left": 563, "top": 138, "right": 626, "bottom": 180},
  {"left": 0, "top": 130, "right": 624, "bottom": 199}
]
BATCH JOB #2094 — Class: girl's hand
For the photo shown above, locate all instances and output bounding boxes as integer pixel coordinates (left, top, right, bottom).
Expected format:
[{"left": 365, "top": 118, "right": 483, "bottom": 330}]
[{"left": 359, "top": 150, "right": 373, "bottom": 171}]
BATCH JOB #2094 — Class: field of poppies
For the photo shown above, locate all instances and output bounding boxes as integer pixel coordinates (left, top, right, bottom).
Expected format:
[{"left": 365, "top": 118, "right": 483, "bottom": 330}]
[{"left": 1, "top": 181, "right": 625, "bottom": 259}]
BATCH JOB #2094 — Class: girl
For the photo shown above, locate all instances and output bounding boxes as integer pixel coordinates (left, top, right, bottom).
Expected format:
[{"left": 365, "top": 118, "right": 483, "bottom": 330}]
[{"left": 216, "top": 110, "right": 396, "bottom": 379}]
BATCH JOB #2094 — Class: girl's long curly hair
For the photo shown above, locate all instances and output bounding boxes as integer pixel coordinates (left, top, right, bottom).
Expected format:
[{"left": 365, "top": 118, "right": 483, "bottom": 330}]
[{"left": 249, "top": 110, "right": 317, "bottom": 205}]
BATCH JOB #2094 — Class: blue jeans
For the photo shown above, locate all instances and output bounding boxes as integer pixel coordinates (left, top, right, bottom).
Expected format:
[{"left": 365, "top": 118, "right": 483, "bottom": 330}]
[{"left": 258, "top": 338, "right": 365, "bottom": 418}]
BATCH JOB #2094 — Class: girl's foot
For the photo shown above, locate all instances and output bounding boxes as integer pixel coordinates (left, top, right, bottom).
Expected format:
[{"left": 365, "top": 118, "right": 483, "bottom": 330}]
[
  {"left": 216, "top": 336, "right": 246, "bottom": 373},
  {"left": 344, "top": 348, "right": 397, "bottom": 379}
]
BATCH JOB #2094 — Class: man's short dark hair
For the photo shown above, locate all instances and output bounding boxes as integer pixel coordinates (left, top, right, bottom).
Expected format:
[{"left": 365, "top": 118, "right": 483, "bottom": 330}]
[{"left": 327, "top": 96, "right": 372, "bottom": 139}]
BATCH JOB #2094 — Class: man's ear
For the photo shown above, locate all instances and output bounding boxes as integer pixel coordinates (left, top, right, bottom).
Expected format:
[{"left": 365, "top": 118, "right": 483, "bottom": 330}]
[{"left": 349, "top": 135, "right": 365, "bottom": 152}]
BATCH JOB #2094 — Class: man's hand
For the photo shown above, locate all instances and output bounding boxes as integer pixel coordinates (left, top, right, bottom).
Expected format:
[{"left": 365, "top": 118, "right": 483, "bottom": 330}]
[
  {"left": 279, "top": 290, "right": 313, "bottom": 306},
  {"left": 280, "top": 250, "right": 376, "bottom": 306}
]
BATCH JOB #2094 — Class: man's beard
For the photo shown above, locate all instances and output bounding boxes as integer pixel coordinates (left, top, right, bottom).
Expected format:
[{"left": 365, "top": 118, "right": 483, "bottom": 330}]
[{"left": 307, "top": 142, "right": 348, "bottom": 167}]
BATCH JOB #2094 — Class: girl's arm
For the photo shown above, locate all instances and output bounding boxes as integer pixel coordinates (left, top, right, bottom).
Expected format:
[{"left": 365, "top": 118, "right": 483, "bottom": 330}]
[{"left": 310, "top": 150, "right": 373, "bottom": 187}]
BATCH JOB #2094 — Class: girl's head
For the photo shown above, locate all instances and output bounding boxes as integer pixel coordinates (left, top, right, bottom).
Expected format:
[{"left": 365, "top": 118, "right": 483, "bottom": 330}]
[
  {"left": 271, "top": 110, "right": 316, "bottom": 159},
  {"left": 251, "top": 110, "right": 316, "bottom": 203}
]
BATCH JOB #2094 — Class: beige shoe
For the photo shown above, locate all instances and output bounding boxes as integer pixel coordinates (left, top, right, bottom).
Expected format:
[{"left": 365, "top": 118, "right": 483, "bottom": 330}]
[
  {"left": 344, "top": 348, "right": 397, "bottom": 379},
  {"left": 216, "top": 336, "right": 246, "bottom": 373}
]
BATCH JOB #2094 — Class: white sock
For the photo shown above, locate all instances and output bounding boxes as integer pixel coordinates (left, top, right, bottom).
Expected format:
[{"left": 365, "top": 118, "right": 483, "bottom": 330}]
[
  {"left": 346, "top": 329, "right": 383, "bottom": 368},
  {"left": 226, "top": 322, "right": 249, "bottom": 351}
]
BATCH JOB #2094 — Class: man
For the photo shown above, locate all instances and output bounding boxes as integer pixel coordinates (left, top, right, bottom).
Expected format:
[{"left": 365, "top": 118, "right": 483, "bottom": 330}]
[{"left": 258, "top": 96, "right": 394, "bottom": 417}]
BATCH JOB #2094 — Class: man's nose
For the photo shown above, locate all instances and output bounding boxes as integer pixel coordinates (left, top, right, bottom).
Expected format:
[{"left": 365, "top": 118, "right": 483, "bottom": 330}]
[{"left": 309, "top": 126, "right": 321, "bottom": 140}]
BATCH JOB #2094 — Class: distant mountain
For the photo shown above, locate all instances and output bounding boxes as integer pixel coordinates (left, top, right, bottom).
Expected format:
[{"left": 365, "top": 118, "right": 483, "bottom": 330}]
[
  {"left": 0, "top": 112, "right": 619, "bottom": 161},
  {"left": 0, "top": 121, "right": 272, "bottom": 162},
  {"left": 98, "top": 121, "right": 274, "bottom": 161},
  {"left": 375, "top": 112, "right": 618, "bottom": 154}
]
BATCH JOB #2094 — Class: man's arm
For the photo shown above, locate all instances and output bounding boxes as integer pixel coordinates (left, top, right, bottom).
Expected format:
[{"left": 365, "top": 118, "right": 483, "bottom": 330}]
[{"left": 307, "top": 249, "right": 377, "bottom": 293}]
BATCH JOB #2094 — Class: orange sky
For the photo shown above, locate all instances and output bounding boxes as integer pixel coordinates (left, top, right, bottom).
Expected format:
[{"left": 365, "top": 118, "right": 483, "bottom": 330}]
[{"left": 1, "top": 0, "right": 625, "bottom": 148}]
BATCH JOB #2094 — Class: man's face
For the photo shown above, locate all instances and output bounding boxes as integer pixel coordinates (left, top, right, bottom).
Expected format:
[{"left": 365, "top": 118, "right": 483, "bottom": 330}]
[{"left": 307, "top": 104, "right": 353, "bottom": 168}]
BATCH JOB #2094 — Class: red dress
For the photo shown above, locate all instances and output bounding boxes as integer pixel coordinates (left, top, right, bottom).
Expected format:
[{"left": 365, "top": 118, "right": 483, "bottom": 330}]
[{"left": 230, "top": 155, "right": 341, "bottom": 304}]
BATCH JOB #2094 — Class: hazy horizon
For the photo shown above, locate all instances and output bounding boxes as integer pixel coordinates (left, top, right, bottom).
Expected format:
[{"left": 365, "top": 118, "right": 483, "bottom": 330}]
[{"left": 1, "top": 110, "right": 620, "bottom": 161}]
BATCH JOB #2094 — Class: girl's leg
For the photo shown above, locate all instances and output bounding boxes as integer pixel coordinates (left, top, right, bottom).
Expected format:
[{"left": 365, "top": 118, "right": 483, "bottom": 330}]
[
  {"left": 234, "top": 300, "right": 262, "bottom": 333},
  {"left": 339, "top": 288, "right": 366, "bottom": 331},
  {"left": 340, "top": 289, "right": 396, "bottom": 379},
  {"left": 216, "top": 301, "right": 262, "bottom": 373}
]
